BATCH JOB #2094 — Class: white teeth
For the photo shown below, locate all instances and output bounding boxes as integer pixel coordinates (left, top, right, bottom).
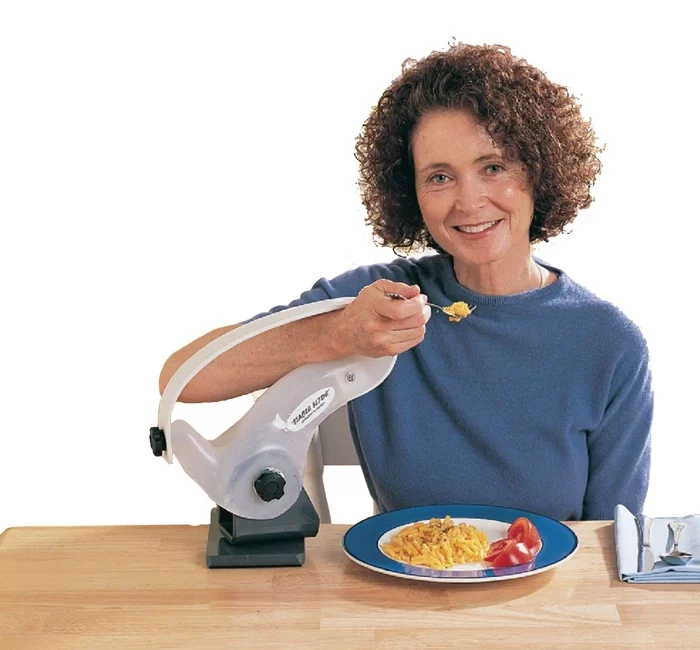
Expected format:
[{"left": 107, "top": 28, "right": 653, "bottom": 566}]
[{"left": 457, "top": 220, "right": 499, "bottom": 233}]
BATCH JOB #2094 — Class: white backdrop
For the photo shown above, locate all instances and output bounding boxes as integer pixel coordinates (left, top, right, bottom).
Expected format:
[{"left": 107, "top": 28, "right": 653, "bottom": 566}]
[{"left": 1, "top": 1, "right": 698, "bottom": 534}]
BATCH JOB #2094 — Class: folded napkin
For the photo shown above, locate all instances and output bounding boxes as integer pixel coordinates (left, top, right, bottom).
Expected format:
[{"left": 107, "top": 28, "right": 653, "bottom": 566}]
[{"left": 615, "top": 504, "right": 700, "bottom": 583}]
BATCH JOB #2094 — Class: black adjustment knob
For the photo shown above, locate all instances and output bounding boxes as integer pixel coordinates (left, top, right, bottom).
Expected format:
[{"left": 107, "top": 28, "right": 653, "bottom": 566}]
[
  {"left": 149, "top": 427, "right": 166, "bottom": 456},
  {"left": 254, "top": 469, "right": 286, "bottom": 502}
]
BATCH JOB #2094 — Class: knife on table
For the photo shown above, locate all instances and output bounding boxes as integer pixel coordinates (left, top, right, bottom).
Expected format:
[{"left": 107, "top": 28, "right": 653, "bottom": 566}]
[{"left": 636, "top": 514, "right": 657, "bottom": 573}]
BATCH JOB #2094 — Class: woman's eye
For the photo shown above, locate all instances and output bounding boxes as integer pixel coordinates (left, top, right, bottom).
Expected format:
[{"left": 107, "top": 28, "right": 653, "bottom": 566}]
[
  {"left": 430, "top": 173, "right": 449, "bottom": 184},
  {"left": 485, "top": 164, "right": 503, "bottom": 174}
]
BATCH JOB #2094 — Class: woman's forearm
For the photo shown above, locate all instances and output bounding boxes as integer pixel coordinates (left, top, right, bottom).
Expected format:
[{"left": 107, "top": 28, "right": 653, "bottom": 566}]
[
  {"left": 158, "top": 311, "right": 347, "bottom": 403},
  {"left": 158, "top": 280, "right": 429, "bottom": 403}
]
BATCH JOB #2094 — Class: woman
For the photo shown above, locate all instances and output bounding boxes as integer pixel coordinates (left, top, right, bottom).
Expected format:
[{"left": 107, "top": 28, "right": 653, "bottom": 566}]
[{"left": 159, "top": 43, "right": 652, "bottom": 521}]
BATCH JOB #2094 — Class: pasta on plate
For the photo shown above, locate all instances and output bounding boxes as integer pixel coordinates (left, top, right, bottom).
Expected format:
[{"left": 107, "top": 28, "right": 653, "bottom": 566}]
[{"left": 381, "top": 515, "right": 491, "bottom": 569}]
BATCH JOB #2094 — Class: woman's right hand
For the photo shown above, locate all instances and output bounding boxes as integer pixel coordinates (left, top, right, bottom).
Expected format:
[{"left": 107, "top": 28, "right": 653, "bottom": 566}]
[{"left": 331, "top": 279, "right": 432, "bottom": 358}]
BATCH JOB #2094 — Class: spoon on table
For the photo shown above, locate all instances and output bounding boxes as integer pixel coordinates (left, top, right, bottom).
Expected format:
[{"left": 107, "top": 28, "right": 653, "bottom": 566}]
[{"left": 660, "top": 521, "right": 693, "bottom": 566}]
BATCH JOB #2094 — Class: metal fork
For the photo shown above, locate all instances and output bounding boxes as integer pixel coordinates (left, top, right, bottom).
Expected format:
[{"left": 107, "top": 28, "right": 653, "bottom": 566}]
[{"left": 385, "top": 292, "right": 476, "bottom": 318}]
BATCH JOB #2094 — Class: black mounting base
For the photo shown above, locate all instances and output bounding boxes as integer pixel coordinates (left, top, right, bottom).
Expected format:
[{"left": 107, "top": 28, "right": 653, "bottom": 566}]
[{"left": 205, "top": 488, "right": 320, "bottom": 568}]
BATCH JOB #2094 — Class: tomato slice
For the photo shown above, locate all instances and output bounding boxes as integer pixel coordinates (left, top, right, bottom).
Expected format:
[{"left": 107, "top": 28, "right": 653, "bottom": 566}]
[
  {"left": 485, "top": 518, "right": 542, "bottom": 567},
  {"left": 489, "top": 540, "right": 534, "bottom": 568},
  {"left": 507, "top": 517, "right": 542, "bottom": 555},
  {"left": 484, "top": 538, "right": 511, "bottom": 562}
]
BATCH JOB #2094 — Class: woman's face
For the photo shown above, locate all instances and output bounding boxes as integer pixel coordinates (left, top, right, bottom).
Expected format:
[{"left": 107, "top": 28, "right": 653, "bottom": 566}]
[{"left": 412, "top": 109, "right": 535, "bottom": 269}]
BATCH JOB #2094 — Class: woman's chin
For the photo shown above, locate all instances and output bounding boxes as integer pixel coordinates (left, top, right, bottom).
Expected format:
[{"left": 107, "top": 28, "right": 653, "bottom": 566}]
[{"left": 450, "top": 246, "right": 510, "bottom": 267}]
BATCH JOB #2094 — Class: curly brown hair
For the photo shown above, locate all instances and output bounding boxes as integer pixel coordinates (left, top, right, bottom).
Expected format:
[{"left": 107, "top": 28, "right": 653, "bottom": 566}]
[{"left": 355, "top": 42, "right": 603, "bottom": 252}]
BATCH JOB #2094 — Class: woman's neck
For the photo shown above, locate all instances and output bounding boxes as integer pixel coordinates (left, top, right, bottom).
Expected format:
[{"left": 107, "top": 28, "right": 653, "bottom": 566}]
[{"left": 453, "top": 255, "right": 548, "bottom": 296}]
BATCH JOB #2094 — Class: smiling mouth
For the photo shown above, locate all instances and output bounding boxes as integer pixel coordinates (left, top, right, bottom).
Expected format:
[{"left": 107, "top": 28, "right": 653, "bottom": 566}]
[{"left": 455, "top": 219, "right": 502, "bottom": 234}]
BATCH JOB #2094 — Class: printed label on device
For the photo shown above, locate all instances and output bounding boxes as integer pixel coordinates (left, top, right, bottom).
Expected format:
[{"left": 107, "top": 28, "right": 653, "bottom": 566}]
[{"left": 287, "top": 387, "right": 335, "bottom": 432}]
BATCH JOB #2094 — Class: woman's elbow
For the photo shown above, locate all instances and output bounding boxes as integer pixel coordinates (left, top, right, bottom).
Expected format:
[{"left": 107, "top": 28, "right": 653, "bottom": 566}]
[{"left": 158, "top": 356, "right": 179, "bottom": 396}]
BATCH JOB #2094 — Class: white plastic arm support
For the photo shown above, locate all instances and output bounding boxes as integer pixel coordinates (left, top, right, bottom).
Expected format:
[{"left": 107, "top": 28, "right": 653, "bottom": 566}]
[
  {"left": 155, "top": 297, "right": 396, "bottom": 520},
  {"left": 158, "top": 298, "right": 353, "bottom": 462}
]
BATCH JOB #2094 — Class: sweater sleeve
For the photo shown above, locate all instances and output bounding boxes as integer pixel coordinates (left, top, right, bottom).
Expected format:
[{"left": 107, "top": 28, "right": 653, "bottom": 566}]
[{"left": 582, "top": 335, "right": 653, "bottom": 520}]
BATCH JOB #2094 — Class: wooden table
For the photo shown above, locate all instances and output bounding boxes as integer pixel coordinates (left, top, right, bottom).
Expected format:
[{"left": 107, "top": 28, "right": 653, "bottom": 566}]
[{"left": 1, "top": 521, "right": 699, "bottom": 649}]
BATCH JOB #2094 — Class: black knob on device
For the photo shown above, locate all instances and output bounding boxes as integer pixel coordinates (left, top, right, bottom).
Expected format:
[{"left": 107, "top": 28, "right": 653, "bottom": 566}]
[
  {"left": 254, "top": 469, "right": 286, "bottom": 502},
  {"left": 149, "top": 427, "right": 166, "bottom": 456}
]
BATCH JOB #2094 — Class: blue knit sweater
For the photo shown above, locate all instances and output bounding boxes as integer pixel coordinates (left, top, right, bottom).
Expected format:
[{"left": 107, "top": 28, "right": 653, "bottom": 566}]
[{"left": 251, "top": 254, "right": 653, "bottom": 521}]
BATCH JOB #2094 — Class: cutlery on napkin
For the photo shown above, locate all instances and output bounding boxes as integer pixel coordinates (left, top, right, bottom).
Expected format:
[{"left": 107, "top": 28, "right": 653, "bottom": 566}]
[{"left": 615, "top": 504, "right": 700, "bottom": 583}]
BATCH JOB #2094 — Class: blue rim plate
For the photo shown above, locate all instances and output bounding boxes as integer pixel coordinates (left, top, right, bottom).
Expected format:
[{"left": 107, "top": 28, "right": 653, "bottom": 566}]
[{"left": 342, "top": 504, "right": 579, "bottom": 583}]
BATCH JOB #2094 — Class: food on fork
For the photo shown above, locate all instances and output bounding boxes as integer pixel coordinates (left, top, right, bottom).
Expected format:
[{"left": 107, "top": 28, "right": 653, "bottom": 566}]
[
  {"left": 442, "top": 301, "right": 473, "bottom": 322},
  {"left": 384, "top": 292, "right": 475, "bottom": 322}
]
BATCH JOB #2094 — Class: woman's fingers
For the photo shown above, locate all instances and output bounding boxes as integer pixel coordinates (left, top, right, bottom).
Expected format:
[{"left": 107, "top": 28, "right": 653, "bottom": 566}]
[
  {"left": 389, "top": 307, "right": 432, "bottom": 331},
  {"left": 336, "top": 279, "right": 432, "bottom": 358},
  {"left": 364, "top": 280, "right": 426, "bottom": 321}
]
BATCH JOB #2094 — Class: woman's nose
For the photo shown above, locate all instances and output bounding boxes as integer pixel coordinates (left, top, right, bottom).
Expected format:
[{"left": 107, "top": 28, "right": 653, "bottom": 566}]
[{"left": 455, "top": 176, "right": 486, "bottom": 214}]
